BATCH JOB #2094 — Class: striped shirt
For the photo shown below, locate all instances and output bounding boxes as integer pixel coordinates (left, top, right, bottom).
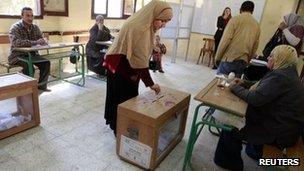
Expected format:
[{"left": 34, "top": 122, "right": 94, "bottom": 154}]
[{"left": 8, "top": 20, "right": 43, "bottom": 64}]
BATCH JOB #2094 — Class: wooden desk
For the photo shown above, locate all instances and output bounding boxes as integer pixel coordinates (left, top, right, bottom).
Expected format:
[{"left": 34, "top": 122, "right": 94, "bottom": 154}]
[
  {"left": 194, "top": 78, "right": 247, "bottom": 117},
  {"left": 183, "top": 78, "right": 248, "bottom": 171},
  {"left": 13, "top": 42, "right": 85, "bottom": 86}
]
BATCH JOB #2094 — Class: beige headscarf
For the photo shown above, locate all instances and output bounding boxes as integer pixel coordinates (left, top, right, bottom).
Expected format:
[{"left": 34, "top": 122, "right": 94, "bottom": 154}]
[
  {"left": 250, "top": 45, "right": 299, "bottom": 90},
  {"left": 272, "top": 45, "right": 299, "bottom": 72},
  {"left": 106, "top": 0, "right": 172, "bottom": 68}
]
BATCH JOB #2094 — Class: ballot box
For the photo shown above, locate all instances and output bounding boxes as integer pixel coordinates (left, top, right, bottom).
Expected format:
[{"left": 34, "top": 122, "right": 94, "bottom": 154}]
[
  {"left": 116, "top": 86, "right": 190, "bottom": 170},
  {"left": 0, "top": 73, "right": 40, "bottom": 139}
]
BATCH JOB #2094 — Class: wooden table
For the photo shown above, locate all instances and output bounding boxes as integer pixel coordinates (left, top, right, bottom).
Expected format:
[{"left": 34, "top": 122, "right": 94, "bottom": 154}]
[
  {"left": 183, "top": 78, "right": 247, "bottom": 171},
  {"left": 14, "top": 42, "right": 85, "bottom": 86},
  {"left": 194, "top": 78, "right": 247, "bottom": 117}
]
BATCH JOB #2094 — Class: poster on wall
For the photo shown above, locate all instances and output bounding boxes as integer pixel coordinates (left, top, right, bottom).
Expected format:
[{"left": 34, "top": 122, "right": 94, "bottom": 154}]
[{"left": 44, "top": 0, "right": 69, "bottom": 16}]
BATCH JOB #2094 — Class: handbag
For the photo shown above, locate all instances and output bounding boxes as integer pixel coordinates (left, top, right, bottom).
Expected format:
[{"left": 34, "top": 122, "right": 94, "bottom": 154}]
[
  {"left": 149, "top": 55, "right": 157, "bottom": 70},
  {"left": 262, "top": 29, "right": 283, "bottom": 58},
  {"left": 69, "top": 47, "right": 80, "bottom": 64}
]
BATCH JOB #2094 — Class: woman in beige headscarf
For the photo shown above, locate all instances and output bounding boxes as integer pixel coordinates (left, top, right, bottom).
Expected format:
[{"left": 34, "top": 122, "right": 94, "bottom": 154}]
[
  {"left": 103, "top": 0, "right": 173, "bottom": 135},
  {"left": 214, "top": 45, "right": 304, "bottom": 170}
]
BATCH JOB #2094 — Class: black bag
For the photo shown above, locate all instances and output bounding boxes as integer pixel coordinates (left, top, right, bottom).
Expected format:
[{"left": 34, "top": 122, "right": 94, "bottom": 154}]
[
  {"left": 262, "top": 29, "right": 283, "bottom": 58},
  {"left": 149, "top": 55, "right": 157, "bottom": 70},
  {"left": 149, "top": 60, "right": 156, "bottom": 70},
  {"left": 69, "top": 47, "right": 80, "bottom": 64}
]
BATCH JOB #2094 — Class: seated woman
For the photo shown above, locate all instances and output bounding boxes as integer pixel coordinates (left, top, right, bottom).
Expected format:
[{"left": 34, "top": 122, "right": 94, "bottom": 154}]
[
  {"left": 245, "top": 13, "right": 304, "bottom": 81},
  {"left": 86, "top": 15, "right": 112, "bottom": 76},
  {"left": 214, "top": 45, "right": 304, "bottom": 171}
]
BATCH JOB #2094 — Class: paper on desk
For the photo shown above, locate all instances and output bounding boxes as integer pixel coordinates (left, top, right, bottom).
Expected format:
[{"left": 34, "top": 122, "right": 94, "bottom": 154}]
[{"left": 212, "top": 110, "right": 245, "bottom": 129}]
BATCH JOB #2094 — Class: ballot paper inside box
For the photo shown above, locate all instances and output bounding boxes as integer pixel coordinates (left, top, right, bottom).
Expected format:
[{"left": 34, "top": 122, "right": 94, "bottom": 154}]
[
  {"left": 0, "top": 73, "right": 40, "bottom": 139},
  {"left": 116, "top": 87, "right": 190, "bottom": 170}
]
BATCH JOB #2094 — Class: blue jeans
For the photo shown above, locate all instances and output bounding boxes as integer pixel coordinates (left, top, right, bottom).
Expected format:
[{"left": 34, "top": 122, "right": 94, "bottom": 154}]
[{"left": 217, "top": 60, "right": 247, "bottom": 78}]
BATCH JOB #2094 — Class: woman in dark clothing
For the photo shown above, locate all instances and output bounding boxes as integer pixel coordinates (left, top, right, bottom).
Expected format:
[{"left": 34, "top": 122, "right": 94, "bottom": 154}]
[
  {"left": 246, "top": 13, "right": 304, "bottom": 82},
  {"left": 213, "top": 7, "right": 231, "bottom": 69},
  {"left": 103, "top": 0, "right": 173, "bottom": 135},
  {"left": 214, "top": 45, "right": 304, "bottom": 171},
  {"left": 86, "top": 15, "right": 112, "bottom": 76}
]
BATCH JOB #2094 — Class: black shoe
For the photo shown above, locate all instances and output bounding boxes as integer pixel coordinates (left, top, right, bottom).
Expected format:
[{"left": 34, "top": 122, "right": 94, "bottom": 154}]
[
  {"left": 212, "top": 66, "right": 217, "bottom": 70},
  {"left": 153, "top": 70, "right": 156, "bottom": 73},
  {"left": 159, "top": 69, "right": 164, "bottom": 73}
]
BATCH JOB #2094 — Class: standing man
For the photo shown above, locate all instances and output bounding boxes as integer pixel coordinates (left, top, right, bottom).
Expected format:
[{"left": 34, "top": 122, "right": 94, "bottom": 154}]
[
  {"left": 86, "top": 15, "right": 112, "bottom": 76},
  {"left": 9, "top": 7, "right": 51, "bottom": 91},
  {"left": 215, "top": 1, "right": 260, "bottom": 78}
]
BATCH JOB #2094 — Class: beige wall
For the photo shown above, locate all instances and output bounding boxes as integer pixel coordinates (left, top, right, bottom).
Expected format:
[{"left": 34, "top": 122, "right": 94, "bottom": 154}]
[
  {"left": 184, "top": 0, "right": 300, "bottom": 61},
  {"left": 0, "top": 16, "right": 60, "bottom": 33},
  {"left": 0, "top": 0, "right": 300, "bottom": 62}
]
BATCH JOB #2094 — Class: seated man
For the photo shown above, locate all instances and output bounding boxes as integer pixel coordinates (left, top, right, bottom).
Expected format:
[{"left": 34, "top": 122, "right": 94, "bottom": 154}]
[
  {"left": 86, "top": 15, "right": 112, "bottom": 76},
  {"left": 8, "top": 7, "right": 50, "bottom": 91},
  {"left": 214, "top": 45, "right": 304, "bottom": 170}
]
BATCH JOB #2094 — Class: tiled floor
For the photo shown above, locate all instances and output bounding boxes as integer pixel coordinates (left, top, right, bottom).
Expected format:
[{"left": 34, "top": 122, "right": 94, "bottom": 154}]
[{"left": 0, "top": 58, "right": 263, "bottom": 171}]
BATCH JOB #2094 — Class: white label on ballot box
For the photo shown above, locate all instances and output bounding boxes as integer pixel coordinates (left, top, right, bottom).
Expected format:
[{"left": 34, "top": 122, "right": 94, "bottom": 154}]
[{"left": 120, "top": 135, "right": 152, "bottom": 169}]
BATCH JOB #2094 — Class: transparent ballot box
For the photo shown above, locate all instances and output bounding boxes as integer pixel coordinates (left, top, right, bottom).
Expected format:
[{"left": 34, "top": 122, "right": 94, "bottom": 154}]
[
  {"left": 0, "top": 73, "right": 40, "bottom": 139},
  {"left": 157, "top": 112, "right": 182, "bottom": 156}
]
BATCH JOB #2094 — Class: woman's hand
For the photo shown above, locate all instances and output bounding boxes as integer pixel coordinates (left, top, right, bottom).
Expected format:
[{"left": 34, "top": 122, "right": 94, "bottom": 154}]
[
  {"left": 150, "top": 84, "right": 161, "bottom": 94},
  {"left": 229, "top": 78, "right": 244, "bottom": 89},
  {"left": 278, "top": 21, "right": 287, "bottom": 30}
]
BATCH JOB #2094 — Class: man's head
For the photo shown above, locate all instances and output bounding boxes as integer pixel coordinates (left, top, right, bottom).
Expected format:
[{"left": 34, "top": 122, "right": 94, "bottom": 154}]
[
  {"left": 240, "top": 1, "right": 254, "bottom": 14},
  {"left": 96, "top": 15, "right": 104, "bottom": 25},
  {"left": 21, "top": 7, "right": 34, "bottom": 25}
]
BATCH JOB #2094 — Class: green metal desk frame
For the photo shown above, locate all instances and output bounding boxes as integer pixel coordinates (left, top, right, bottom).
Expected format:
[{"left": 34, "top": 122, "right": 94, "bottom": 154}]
[
  {"left": 17, "top": 44, "right": 85, "bottom": 87},
  {"left": 183, "top": 103, "right": 235, "bottom": 171}
]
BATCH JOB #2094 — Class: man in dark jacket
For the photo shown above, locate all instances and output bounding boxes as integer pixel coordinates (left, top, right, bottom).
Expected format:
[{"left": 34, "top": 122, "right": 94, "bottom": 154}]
[
  {"left": 86, "top": 15, "right": 112, "bottom": 76},
  {"left": 214, "top": 45, "right": 304, "bottom": 170}
]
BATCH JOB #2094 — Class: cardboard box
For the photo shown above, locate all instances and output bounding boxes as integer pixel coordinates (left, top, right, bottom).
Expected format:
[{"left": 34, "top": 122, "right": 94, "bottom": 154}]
[
  {"left": 117, "top": 86, "right": 190, "bottom": 170},
  {"left": 0, "top": 73, "right": 40, "bottom": 139}
]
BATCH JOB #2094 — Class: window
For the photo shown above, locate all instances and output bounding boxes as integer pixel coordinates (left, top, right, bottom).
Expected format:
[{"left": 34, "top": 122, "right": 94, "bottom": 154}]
[
  {"left": 135, "top": 0, "right": 151, "bottom": 12},
  {"left": 0, "top": 0, "right": 42, "bottom": 19},
  {"left": 92, "top": 0, "right": 136, "bottom": 19}
]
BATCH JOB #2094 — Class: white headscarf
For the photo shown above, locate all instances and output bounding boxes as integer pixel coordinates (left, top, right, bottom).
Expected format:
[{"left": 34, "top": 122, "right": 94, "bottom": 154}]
[{"left": 284, "top": 13, "right": 304, "bottom": 28}]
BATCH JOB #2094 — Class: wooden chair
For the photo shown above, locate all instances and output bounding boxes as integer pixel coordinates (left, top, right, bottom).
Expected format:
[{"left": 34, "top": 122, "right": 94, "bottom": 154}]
[
  {"left": 263, "top": 137, "right": 304, "bottom": 171},
  {"left": 197, "top": 38, "right": 215, "bottom": 67}
]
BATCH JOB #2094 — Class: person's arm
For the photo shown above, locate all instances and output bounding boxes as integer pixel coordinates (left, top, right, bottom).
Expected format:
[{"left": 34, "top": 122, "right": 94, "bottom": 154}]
[
  {"left": 217, "top": 17, "right": 224, "bottom": 30},
  {"left": 230, "top": 73, "right": 286, "bottom": 107},
  {"left": 161, "top": 44, "right": 166, "bottom": 54},
  {"left": 215, "top": 17, "right": 236, "bottom": 61},
  {"left": 9, "top": 27, "right": 36, "bottom": 47},
  {"left": 283, "top": 28, "right": 301, "bottom": 46},
  {"left": 134, "top": 68, "right": 154, "bottom": 87},
  {"left": 249, "top": 28, "right": 260, "bottom": 61},
  {"left": 96, "top": 26, "right": 112, "bottom": 41}
]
